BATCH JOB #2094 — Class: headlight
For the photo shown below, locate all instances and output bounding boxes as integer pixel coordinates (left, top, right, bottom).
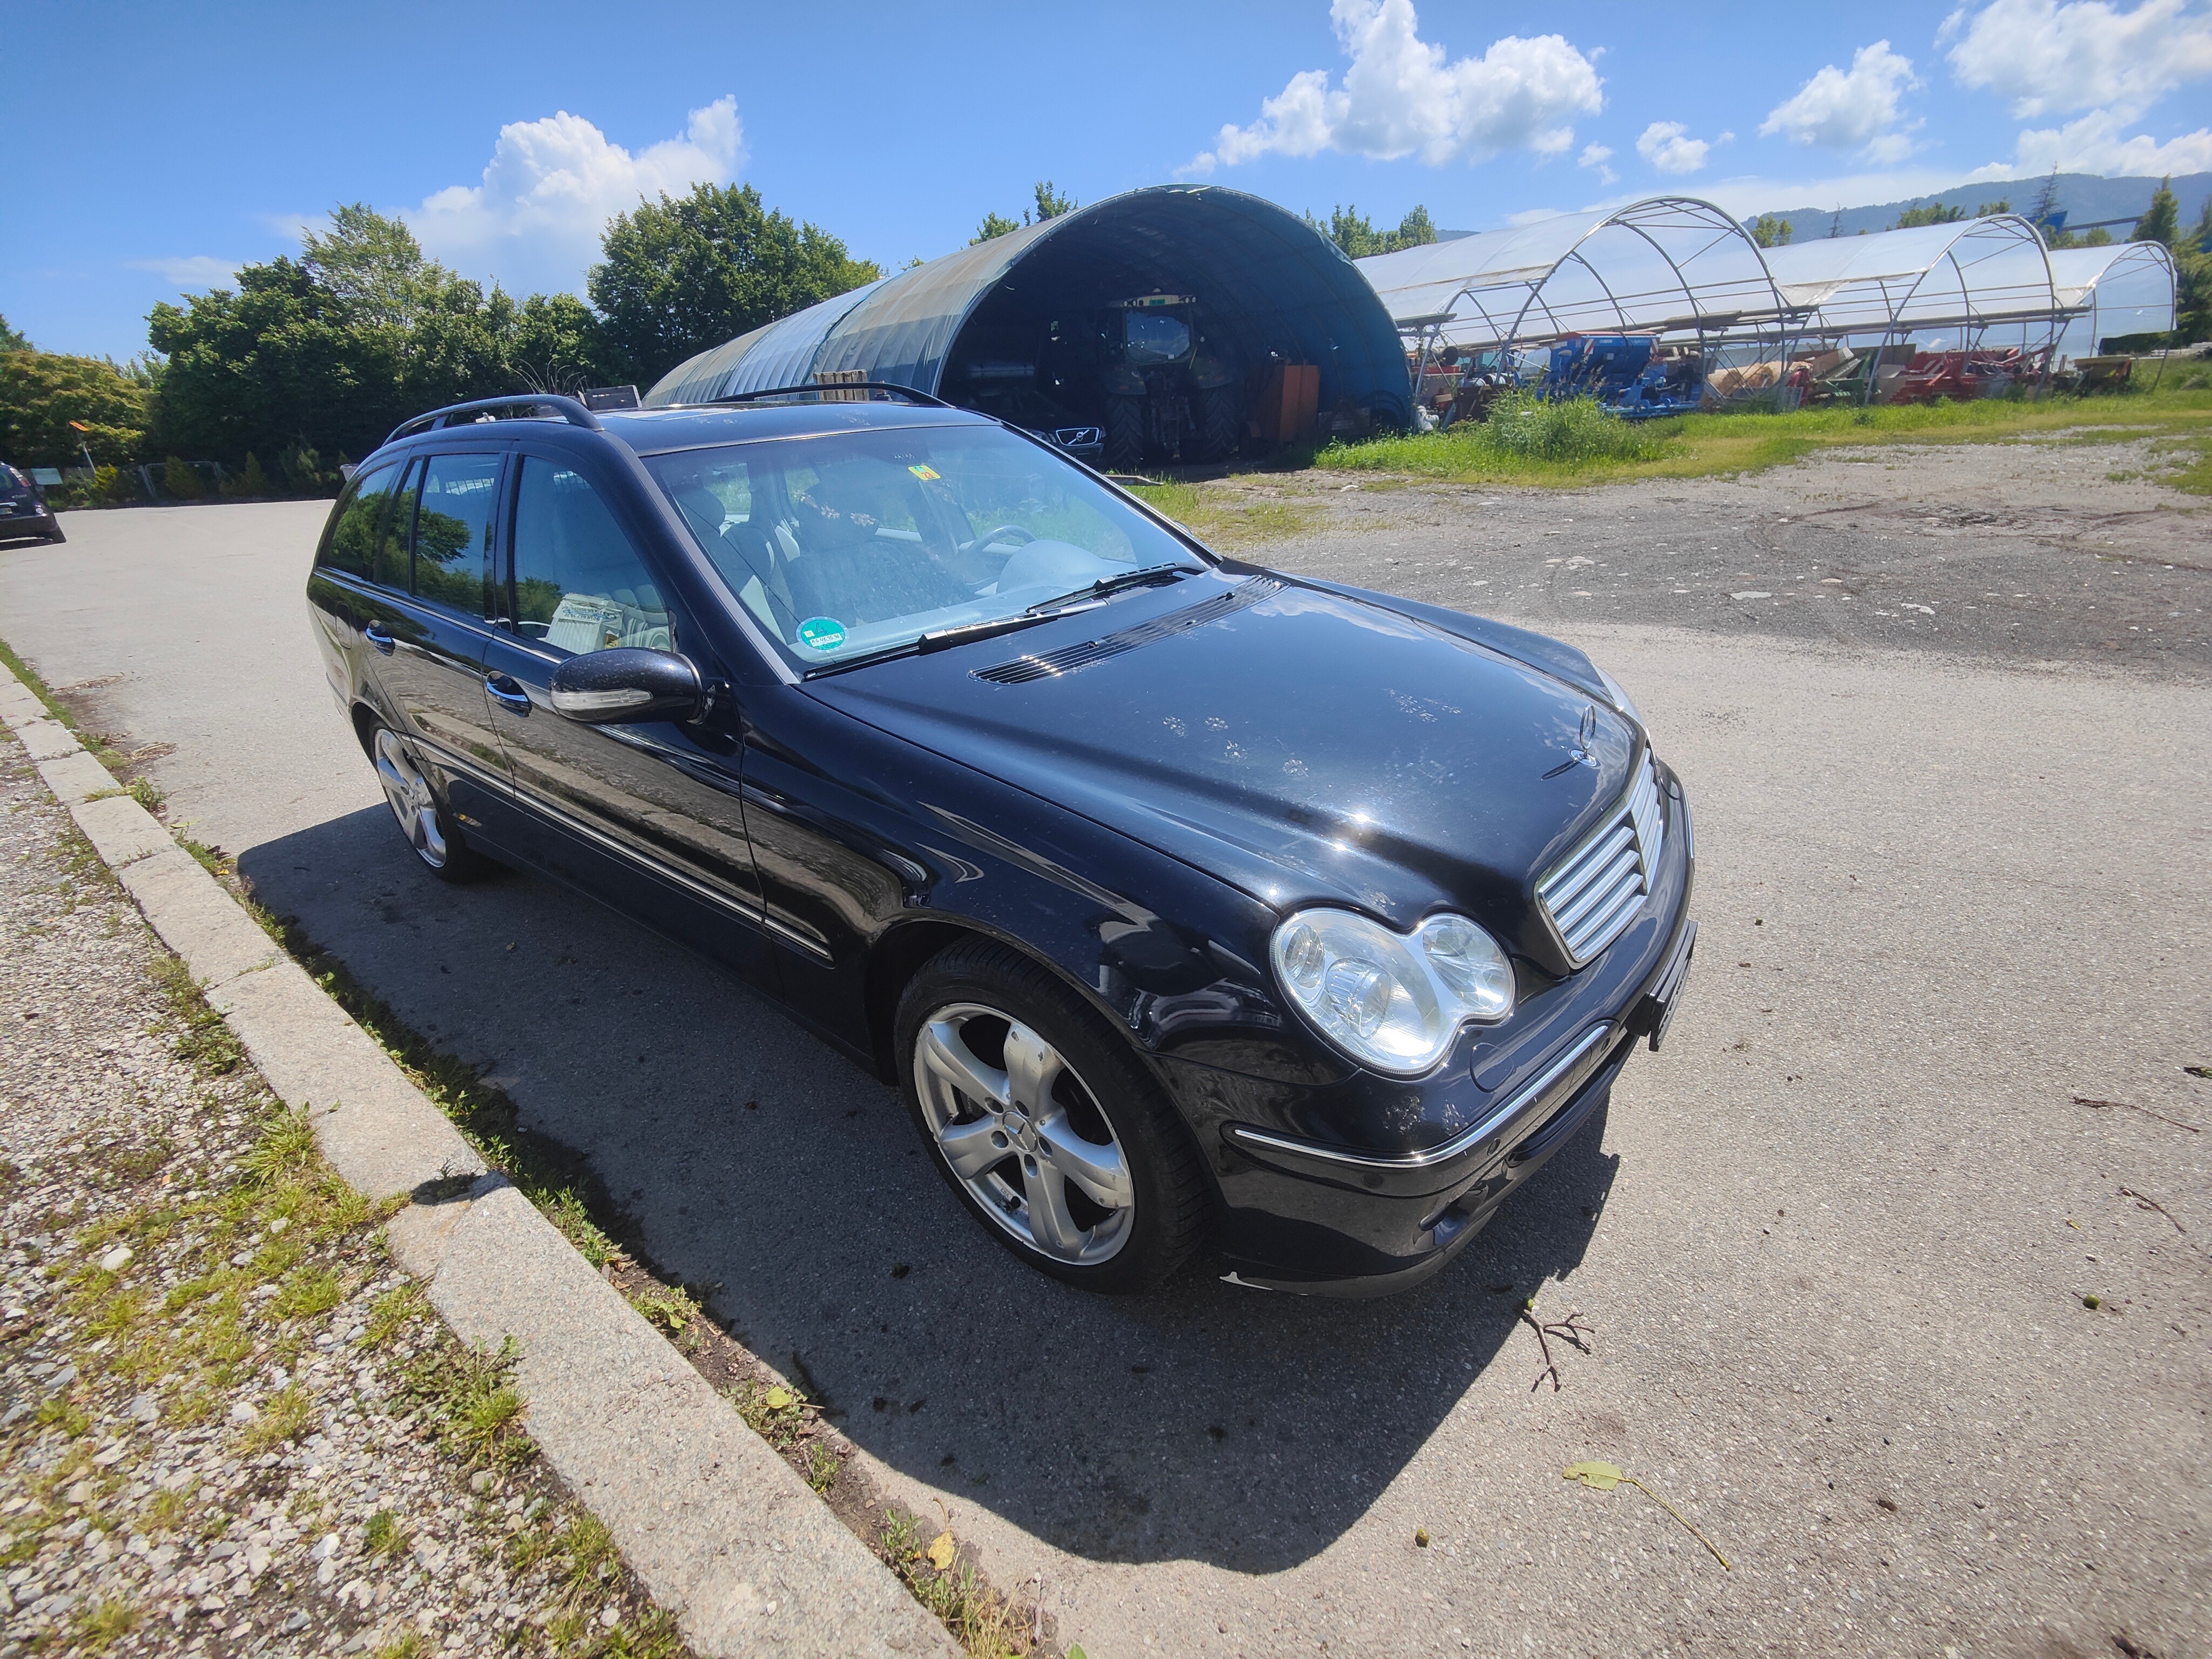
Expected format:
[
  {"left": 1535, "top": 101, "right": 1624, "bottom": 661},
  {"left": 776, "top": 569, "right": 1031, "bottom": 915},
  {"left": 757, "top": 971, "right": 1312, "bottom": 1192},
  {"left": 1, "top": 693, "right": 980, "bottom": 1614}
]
[
  {"left": 1596, "top": 666, "right": 1642, "bottom": 727},
  {"left": 1270, "top": 908, "right": 1515, "bottom": 1076}
]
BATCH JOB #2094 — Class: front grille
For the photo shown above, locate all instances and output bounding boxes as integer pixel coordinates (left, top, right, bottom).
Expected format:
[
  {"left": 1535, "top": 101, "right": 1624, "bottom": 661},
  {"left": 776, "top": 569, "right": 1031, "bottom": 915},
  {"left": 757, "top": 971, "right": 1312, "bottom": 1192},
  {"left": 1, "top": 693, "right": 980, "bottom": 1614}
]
[{"left": 1537, "top": 754, "right": 1664, "bottom": 967}]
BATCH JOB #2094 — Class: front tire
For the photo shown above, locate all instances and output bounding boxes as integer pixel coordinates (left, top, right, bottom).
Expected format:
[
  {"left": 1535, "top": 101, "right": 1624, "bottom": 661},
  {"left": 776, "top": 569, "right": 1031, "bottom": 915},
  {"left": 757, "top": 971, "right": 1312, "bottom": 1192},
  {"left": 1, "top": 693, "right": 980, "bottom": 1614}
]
[
  {"left": 1103, "top": 395, "right": 1145, "bottom": 473},
  {"left": 369, "top": 723, "right": 488, "bottom": 884},
  {"left": 1195, "top": 384, "right": 1240, "bottom": 462},
  {"left": 895, "top": 939, "right": 1209, "bottom": 1293}
]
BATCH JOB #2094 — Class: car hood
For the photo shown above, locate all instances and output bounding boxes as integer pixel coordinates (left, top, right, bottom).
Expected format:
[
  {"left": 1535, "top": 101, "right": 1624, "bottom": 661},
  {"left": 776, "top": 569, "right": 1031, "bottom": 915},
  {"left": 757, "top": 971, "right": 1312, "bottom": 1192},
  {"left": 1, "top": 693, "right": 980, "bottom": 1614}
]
[{"left": 807, "top": 572, "right": 1638, "bottom": 966}]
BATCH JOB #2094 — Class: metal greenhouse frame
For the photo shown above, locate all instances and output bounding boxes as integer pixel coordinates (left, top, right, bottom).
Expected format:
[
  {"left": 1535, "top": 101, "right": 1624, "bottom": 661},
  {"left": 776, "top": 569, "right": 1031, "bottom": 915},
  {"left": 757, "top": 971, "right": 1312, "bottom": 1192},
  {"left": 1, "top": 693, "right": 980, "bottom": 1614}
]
[
  {"left": 1356, "top": 197, "right": 1798, "bottom": 404},
  {"left": 2048, "top": 240, "right": 2179, "bottom": 362},
  {"left": 1759, "top": 214, "right": 2066, "bottom": 401}
]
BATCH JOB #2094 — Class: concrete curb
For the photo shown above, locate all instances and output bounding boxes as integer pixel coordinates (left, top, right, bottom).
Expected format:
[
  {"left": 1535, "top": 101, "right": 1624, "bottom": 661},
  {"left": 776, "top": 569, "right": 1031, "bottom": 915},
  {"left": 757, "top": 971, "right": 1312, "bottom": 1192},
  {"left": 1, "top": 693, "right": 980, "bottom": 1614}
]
[{"left": 0, "top": 661, "right": 956, "bottom": 1659}]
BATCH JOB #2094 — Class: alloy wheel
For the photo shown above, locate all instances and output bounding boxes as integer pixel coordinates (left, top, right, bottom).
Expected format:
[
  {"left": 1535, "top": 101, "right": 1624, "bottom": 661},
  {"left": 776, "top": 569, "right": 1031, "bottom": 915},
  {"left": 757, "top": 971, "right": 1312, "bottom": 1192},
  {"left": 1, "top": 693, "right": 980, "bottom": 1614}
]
[
  {"left": 913, "top": 1002, "right": 1135, "bottom": 1265},
  {"left": 372, "top": 728, "right": 450, "bottom": 869}
]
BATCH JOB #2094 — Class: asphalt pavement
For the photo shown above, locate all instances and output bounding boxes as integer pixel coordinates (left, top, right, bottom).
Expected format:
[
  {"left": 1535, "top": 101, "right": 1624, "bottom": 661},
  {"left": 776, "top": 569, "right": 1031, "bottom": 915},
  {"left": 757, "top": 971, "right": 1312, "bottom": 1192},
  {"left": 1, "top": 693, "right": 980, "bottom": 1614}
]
[{"left": 1, "top": 466, "right": 2204, "bottom": 1658}]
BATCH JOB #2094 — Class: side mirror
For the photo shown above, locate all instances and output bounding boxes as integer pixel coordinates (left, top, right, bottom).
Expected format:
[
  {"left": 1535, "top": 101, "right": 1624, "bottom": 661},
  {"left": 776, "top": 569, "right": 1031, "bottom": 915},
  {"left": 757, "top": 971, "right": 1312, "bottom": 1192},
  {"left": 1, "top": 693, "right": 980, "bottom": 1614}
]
[{"left": 548, "top": 648, "right": 703, "bottom": 724}]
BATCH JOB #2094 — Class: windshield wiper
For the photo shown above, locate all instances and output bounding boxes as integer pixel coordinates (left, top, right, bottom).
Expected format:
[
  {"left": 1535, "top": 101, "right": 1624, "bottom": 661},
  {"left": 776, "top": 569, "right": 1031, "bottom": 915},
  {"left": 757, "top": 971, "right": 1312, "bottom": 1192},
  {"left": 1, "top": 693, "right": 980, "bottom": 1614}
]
[
  {"left": 804, "top": 568, "right": 1199, "bottom": 680},
  {"left": 802, "top": 610, "right": 1065, "bottom": 678},
  {"left": 1024, "top": 562, "right": 1195, "bottom": 616}
]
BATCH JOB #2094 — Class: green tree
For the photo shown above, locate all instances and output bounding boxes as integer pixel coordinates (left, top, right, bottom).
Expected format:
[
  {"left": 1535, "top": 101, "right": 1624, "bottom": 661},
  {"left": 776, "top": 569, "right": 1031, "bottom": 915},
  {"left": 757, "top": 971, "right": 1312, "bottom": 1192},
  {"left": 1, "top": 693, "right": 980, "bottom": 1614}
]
[
  {"left": 508, "top": 292, "right": 612, "bottom": 394},
  {"left": 1974, "top": 198, "right": 2012, "bottom": 217},
  {"left": 1894, "top": 200, "right": 1966, "bottom": 228},
  {"left": 2133, "top": 176, "right": 2180, "bottom": 246},
  {"left": 589, "top": 183, "right": 881, "bottom": 387},
  {"left": 972, "top": 211, "right": 1022, "bottom": 244},
  {"left": 1033, "top": 180, "right": 1076, "bottom": 221},
  {"left": 149, "top": 255, "right": 408, "bottom": 465},
  {"left": 160, "top": 456, "right": 206, "bottom": 499},
  {"left": 301, "top": 204, "right": 440, "bottom": 331},
  {"left": 0, "top": 313, "right": 28, "bottom": 353},
  {"left": 1308, "top": 204, "right": 1439, "bottom": 258},
  {"left": 1749, "top": 214, "right": 1793, "bottom": 248},
  {"left": 0, "top": 350, "right": 151, "bottom": 467}
]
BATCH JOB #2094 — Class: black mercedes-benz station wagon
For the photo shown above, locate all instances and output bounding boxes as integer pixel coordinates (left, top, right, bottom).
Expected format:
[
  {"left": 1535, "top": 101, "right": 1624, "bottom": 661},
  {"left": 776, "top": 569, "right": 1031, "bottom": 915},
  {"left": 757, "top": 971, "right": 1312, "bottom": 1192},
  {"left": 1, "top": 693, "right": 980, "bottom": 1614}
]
[{"left": 305, "top": 388, "right": 1694, "bottom": 1296}]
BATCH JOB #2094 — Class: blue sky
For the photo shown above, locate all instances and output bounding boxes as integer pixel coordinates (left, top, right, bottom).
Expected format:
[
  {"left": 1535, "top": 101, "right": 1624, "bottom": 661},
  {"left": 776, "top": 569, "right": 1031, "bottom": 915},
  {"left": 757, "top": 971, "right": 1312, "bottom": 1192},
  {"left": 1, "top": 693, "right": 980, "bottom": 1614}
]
[{"left": 6, "top": 0, "right": 2209, "bottom": 359}]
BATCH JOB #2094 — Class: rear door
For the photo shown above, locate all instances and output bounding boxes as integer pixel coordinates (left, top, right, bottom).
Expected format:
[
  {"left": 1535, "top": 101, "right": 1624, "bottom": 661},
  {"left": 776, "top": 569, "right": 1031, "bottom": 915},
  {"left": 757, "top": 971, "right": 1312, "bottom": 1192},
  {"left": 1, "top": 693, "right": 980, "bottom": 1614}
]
[
  {"left": 346, "top": 450, "right": 511, "bottom": 828},
  {"left": 477, "top": 448, "right": 772, "bottom": 979}
]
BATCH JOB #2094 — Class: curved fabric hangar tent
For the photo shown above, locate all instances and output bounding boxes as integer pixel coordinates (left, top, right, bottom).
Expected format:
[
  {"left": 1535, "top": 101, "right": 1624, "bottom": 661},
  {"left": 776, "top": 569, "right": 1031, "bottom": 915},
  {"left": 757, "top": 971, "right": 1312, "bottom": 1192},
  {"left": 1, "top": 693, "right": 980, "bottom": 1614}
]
[
  {"left": 1761, "top": 216, "right": 2061, "bottom": 401},
  {"left": 2048, "top": 241, "right": 2177, "bottom": 361},
  {"left": 646, "top": 185, "right": 1408, "bottom": 464},
  {"left": 1356, "top": 197, "right": 1793, "bottom": 409}
]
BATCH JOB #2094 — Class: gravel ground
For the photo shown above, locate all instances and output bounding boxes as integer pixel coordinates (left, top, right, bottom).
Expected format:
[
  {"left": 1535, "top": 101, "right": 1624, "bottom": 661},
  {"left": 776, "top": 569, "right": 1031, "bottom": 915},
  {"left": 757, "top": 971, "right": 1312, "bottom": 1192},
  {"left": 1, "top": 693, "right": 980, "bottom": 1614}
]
[
  {"left": 1206, "top": 427, "right": 2210, "bottom": 678},
  {"left": 0, "top": 729, "right": 690, "bottom": 1659}
]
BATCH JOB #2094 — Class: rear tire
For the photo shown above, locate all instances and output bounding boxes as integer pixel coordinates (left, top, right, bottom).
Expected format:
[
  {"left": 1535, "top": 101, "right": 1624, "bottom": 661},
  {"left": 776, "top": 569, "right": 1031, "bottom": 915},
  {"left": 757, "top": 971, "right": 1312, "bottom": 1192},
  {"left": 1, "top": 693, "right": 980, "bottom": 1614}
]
[
  {"left": 1196, "top": 385, "right": 1240, "bottom": 462},
  {"left": 368, "top": 722, "right": 489, "bottom": 884},
  {"left": 895, "top": 939, "right": 1210, "bottom": 1293},
  {"left": 1103, "top": 396, "right": 1145, "bottom": 473}
]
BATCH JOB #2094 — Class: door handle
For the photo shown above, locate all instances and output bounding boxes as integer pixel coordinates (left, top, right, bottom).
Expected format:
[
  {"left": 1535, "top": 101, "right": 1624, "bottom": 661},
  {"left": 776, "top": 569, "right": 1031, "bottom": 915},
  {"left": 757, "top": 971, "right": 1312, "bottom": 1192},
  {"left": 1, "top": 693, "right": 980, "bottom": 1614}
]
[
  {"left": 363, "top": 622, "right": 396, "bottom": 656},
  {"left": 485, "top": 673, "right": 532, "bottom": 715}
]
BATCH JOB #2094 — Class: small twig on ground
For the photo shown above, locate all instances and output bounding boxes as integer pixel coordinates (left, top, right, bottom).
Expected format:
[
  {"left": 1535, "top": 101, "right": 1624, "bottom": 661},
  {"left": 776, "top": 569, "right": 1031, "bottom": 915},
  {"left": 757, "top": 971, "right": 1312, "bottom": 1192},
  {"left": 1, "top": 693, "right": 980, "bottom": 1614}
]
[
  {"left": 2117, "top": 1185, "right": 2203, "bottom": 1257},
  {"left": 1519, "top": 1296, "right": 1594, "bottom": 1392},
  {"left": 2074, "top": 1094, "right": 2201, "bottom": 1134}
]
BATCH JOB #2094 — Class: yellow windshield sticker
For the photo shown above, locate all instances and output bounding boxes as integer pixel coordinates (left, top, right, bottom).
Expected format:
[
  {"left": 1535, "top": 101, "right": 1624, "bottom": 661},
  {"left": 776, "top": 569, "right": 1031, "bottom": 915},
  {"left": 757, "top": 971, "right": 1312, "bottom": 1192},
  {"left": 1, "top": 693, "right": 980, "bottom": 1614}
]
[{"left": 907, "top": 464, "right": 941, "bottom": 481}]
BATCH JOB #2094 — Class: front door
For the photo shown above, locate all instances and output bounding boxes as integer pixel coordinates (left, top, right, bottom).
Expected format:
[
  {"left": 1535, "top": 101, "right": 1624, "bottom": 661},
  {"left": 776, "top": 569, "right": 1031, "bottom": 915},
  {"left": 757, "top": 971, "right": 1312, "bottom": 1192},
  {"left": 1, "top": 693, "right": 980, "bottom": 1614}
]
[{"left": 477, "top": 449, "right": 771, "bottom": 980}]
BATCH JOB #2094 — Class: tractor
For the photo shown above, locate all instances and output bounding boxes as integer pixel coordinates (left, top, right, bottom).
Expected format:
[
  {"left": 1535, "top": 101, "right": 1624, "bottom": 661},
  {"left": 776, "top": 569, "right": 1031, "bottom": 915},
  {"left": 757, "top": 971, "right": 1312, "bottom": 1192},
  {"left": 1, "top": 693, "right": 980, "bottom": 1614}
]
[{"left": 1100, "top": 294, "right": 1239, "bottom": 471}]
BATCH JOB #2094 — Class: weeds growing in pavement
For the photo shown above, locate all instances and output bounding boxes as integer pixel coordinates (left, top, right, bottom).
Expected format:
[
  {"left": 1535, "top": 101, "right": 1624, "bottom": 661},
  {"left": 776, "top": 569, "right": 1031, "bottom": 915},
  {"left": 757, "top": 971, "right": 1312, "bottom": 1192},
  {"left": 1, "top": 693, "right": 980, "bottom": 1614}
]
[
  {"left": 396, "top": 1336, "right": 532, "bottom": 1470},
  {"left": 880, "top": 1507, "right": 1034, "bottom": 1659},
  {"left": 147, "top": 953, "right": 244, "bottom": 1076},
  {"left": 624, "top": 1282, "right": 703, "bottom": 1351},
  {"left": 364, "top": 1509, "right": 409, "bottom": 1558},
  {"left": 72, "top": 1595, "right": 144, "bottom": 1649}
]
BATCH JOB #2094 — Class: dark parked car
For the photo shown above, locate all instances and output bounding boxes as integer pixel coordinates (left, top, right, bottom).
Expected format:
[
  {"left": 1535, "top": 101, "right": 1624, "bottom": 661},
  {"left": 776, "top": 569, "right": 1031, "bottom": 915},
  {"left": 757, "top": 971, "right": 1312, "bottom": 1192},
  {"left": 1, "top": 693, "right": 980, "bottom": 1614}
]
[
  {"left": 0, "top": 464, "right": 64, "bottom": 544},
  {"left": 305, "top": 388, "right": 1694, "bottom": 1296}
]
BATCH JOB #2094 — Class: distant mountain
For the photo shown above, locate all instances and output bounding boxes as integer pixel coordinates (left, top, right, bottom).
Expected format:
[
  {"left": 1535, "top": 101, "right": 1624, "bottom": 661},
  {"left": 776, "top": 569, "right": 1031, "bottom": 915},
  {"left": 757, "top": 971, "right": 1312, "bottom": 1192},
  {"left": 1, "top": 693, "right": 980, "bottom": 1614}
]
[{"left": 1749, "top": 173, "right": 2211, "bottom": 240}]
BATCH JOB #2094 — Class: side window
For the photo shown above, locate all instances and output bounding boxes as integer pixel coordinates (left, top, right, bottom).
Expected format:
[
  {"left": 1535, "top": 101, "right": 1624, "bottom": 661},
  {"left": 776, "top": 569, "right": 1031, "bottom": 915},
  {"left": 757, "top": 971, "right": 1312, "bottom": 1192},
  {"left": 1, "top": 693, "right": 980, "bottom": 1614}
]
[
  {"left": 509, "top": 457, "right": 673, "bottom": 655},
  {"left": 376, "top": 459, "right": 422, "bottom": 590},
  {"left": 412, "top": 453, "right": 500, "bottom": 618},
  {"left": 318, "top": 462, "right": 401, "bottom": 580}
]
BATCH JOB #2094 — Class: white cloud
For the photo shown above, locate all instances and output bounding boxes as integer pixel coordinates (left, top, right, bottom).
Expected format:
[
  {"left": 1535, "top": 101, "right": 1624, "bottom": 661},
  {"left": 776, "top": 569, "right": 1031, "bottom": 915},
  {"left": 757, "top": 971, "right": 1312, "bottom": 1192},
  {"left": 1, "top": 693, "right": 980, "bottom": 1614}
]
[
  {"left": 1636, "top": 121, "right": 1722, "bottom": 176},
  {"left": 1190, "top": 0, "right": 1602, "bottom": 171},
  {"left": 1761, "top": 41, "right": 1923, "bottom": 162},
  {"left": 1942, "top": 0, "right": 2212, "bottom": 119},
  {"left": 404, "top": 97, "right": 745, "bottom": 294},
  {"left": 1578, "top": 142, "right": 1617, "bottom": 185},
  {"left": 1971, "top": 106, "right": 2212, "bottom": 174},
  {"left": 129, "top": 255, "right": 240, "bottom": 289}
]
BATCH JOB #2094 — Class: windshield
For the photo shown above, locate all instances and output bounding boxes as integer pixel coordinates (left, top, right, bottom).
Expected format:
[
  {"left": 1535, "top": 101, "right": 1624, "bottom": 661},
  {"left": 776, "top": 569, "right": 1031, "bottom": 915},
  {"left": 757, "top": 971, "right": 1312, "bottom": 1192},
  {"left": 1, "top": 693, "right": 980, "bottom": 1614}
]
[
  {"left": 1121, "top": 312, "right": 1191, "bottom": 365},
  {"left": 646, "top": 424, "right": 1205, "bottom": 669},
  {"left": 0, "top": 467, "right": 26, "bottom": 497}
]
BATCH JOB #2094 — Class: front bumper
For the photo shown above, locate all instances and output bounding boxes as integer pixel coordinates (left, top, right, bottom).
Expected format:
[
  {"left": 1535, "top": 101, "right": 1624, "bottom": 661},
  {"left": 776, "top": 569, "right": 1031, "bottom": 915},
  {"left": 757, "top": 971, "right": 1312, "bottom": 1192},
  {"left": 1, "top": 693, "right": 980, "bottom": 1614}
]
[{"left": 1191, "top": 775, "right": 1696, "bottom": 1296}]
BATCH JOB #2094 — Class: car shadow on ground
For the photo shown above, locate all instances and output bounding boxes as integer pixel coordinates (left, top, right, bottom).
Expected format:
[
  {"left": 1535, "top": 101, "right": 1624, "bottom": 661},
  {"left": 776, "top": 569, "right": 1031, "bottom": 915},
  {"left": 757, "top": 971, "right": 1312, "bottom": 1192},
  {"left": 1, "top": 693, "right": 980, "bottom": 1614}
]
[{"left": 239, "top": 811, "right": 1616, "bottom": 1573}]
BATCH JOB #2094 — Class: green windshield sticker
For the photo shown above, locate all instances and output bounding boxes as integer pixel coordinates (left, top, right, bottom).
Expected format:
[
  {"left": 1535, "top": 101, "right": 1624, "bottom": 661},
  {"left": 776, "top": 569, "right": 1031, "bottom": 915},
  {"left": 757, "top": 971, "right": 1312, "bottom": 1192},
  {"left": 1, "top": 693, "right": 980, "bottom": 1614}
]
[
  {"left": 797, "top": 616, "right": 847, "bottom": 652},
  {"left": 907, "top": 463, "right": 941, "bottom": 481}
]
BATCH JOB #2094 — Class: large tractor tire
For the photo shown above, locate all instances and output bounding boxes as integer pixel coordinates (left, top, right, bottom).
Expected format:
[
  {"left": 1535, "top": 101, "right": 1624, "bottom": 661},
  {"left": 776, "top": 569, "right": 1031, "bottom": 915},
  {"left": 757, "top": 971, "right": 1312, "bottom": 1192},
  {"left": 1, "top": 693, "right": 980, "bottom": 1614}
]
[
  {"left": 1195, "top": 385, "right": 1240, "bottom": 463},
  {"left": 1104, "top": 396, "right": 1146, "bottom": 472}
]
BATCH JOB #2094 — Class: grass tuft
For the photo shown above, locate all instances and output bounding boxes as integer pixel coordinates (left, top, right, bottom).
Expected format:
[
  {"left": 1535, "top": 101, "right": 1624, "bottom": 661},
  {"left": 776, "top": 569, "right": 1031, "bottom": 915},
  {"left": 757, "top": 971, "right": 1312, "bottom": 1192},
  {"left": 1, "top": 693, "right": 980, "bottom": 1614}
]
[{"left": 880, "top": 1507, "right": 1033, "bottom": 1658}]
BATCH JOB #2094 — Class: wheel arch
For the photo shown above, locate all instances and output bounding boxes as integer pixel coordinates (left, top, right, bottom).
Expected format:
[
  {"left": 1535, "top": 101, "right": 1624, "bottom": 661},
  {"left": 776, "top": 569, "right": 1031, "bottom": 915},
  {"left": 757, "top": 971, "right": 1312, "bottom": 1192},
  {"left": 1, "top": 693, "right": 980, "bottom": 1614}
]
[{"left": 862, "top": 913, "right": 1148, "bottom": 1091}]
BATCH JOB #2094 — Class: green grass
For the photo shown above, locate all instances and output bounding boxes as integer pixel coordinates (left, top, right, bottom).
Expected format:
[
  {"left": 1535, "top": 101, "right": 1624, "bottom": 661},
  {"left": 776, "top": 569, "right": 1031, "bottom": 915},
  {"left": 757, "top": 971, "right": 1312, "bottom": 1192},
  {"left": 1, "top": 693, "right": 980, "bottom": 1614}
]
[
  {"left": 1127, "top": 479, "right": 1323, "bottom": 545},
  {"left": 1314, "top": 382, "right": 2212, "bottom": 489}
]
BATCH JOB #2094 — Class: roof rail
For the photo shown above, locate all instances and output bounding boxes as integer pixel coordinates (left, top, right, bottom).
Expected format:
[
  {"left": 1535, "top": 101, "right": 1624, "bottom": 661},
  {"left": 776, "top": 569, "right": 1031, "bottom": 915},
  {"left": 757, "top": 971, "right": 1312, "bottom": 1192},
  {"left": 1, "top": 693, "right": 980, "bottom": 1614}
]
[
  {"left": 700, "top": 382, "right": 951, "bottom": 409},
  {"left": 386, "top": 394, "right": 604, "bottom": 447}
]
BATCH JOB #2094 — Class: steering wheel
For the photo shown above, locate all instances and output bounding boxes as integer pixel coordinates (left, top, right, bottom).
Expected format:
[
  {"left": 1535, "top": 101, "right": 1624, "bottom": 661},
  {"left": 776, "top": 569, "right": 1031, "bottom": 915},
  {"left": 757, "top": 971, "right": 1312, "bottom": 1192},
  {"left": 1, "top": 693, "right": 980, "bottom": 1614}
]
[{"left": 973, "top": 524, "right": 1037, "bottom": 551}]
